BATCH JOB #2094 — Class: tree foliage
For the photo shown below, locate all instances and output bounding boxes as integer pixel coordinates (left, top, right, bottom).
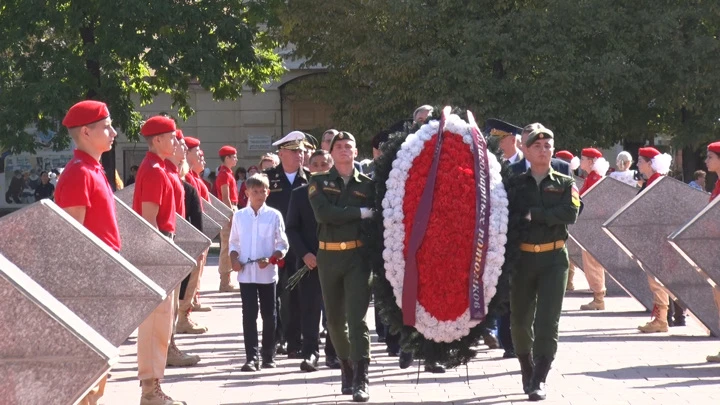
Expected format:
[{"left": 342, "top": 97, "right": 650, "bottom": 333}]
[
  {"left": 278, "top": 0, "right": 720, "bottom": 151},
  {"left": 0, "top": 0, "right": 285, "bottom": 153}
]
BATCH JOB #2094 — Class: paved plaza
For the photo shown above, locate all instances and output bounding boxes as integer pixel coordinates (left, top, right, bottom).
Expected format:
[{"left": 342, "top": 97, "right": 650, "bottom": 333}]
[{"left": 103, "top": 253, "right": 720, "bottom": 405}]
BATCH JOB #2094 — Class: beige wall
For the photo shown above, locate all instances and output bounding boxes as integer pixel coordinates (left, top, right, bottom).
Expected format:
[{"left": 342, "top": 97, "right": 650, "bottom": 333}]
[{"left": 115, "top": 69, "right": 330, "bottom": 179}]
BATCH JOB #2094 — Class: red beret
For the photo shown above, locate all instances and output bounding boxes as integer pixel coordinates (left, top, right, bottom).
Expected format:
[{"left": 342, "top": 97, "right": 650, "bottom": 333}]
[
  {"left": 581, "top": 148, "right": 603, "bottom": 159},
  {"left": 62, "top": 100, "right": 110, "bottom": 128},
  {"left": 219, "top": 145, "right": 237, "bottom": 157},
  {"left": 141, "top": 116, "right": 176, "bottom": 137},
  {"left": 175, "top": 129, "right": 184, "bottom": 140},
  {"left": 184, "top": 136, "right": 200, "bottom": 149},
  {"left": 555, "top": 150, "right": 574, "bottom": 160},
  {"left": 708, "top": 142, "right": 720, "bottom": 155},
  {"left": 638, "top": 147, "right": 660, "bottom": 160}
]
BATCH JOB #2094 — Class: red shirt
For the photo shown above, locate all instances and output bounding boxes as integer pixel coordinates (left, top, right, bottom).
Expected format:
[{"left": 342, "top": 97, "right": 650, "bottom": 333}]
[
  {"left": 184, "top": 171, "right": 204, "bottom": 211},
  {"left": 579, "top": 171, "right": 603, "bottom": 196},
  {"left": 55, "top": 150, "right": 121, "bottom": 252},
  {"left": 710, "top": 180, "right": 720, "bottom": 202},
  {"left": 215, "top": 165, "right": 238, "bottom": 204},
  {"left": 164, "top": 160, "right": 186, "bottom": 218},
  {"left": 189, "top": 170, "right": 210, "bottom": 202},
  {"left": 133, "top": 152, "right": 176, "bottom": 233},
  {"left": 646, "top": 172, "right": 663, "bottom": 188}
]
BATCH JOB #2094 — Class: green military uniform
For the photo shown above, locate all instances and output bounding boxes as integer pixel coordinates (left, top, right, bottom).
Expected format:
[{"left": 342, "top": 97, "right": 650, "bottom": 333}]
[
  {"left": 509, "top": 127, "right": 580, "bottom": 401},
  {"left": 309, "top": 166, "right": 375, "bottom": 362}
]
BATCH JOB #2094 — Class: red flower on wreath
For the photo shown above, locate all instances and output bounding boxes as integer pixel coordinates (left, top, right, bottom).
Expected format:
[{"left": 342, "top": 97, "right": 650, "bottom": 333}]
[{"left": 403, "top": 131, "right": 476, "bottom": 321}]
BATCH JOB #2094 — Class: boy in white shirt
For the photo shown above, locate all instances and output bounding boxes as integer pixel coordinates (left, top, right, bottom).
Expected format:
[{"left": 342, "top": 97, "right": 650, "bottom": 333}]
[{"left": 229, "top": 174, "right": 289, "bottom": 372}]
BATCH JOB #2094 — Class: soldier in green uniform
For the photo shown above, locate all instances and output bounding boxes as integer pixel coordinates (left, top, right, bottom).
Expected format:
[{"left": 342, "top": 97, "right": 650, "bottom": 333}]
[
  {"left": 308, "top": 131, "right": 375, "bottom": 403},
  {"left": 509, "top": 125, "right": 580, "bottom": 402}
]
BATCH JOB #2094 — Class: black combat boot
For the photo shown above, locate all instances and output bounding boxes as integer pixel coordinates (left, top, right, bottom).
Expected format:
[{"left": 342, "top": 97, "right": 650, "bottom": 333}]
[
  {"left": 528, "top": 356, "right": 552, "bottom": 401},
  {"left": 352, "top": 358, "right": 370, "bottom": 402},
  {"left": 517, "top": 353, "right": 534, "bottom": 394},
  {"left": 339, "top": 359, "right": 354, "bottom": 395}
]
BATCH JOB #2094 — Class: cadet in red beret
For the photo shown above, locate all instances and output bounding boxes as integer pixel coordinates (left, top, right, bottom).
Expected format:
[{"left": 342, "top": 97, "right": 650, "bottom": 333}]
[
  {"left": 554, "top": 150, "right": 580, "bottom": 172},
  {"left": 132, "top": 115, "right": 186, "bottom": 405},
  {"left": 706, "top": 142, "right": 720, "bottom": 363},
  {"left": 215, "top": 145, "right": 239, "bottom": 292},
  {"left": 183, "top": 136, "right": 214, "bottom": 313},
  {"left": 576, "top": 147, "right": 611, "bottom": 312},
  {"left": 636, "top": 146, "right": 675, "bottom": 334},
  {"left": 55, "top": 100, "right": 118, "bottom": 405}
]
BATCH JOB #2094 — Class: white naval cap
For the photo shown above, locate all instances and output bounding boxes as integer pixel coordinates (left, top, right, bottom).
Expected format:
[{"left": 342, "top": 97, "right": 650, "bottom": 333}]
[{"left": 272, "top": 130, "right": 306, "bottom": 150}]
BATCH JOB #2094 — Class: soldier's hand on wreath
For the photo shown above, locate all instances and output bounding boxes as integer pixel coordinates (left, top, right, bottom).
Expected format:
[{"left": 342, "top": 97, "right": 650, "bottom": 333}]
[
  {"left": 303, "top": 253, "right": 317, "bottom": 269},
  {"left": 525, "top": 212, "right": 531, "bottom": 221},
  {"left": 258, "top": 258, "right": 270, "bottom": 269},
  {"left": 360, "top": 207, "right": 375, "bottom": 219}
]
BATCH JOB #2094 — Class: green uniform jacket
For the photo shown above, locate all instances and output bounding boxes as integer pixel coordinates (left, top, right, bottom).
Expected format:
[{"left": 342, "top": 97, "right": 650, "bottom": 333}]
[
  {"left": 518, "top": 169, "right": 580, "bottom": 244},
  {"left": 308, "top": 166, "right": 375, "bottom": 243}
]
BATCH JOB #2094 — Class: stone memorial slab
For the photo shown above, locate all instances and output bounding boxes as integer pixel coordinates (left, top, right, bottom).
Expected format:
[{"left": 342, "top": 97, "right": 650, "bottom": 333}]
[
  {"left": 201, "top": 212, "right": 222, "bottom": 240},
  {"left": 569, "top": 177, "right": 652, "bottom": 308},
  {"left": 668, "top": 196, "right": 720, "bottom": 288},
  {"left": 209, "top": 193, "right": 234, "bottom": 219},
  {"left": 0, "top": 201, "right": 165, "bottom": 347},
  {"left": 116, "top": 184, "right": 212, "bottom": 259},
  {"left": 603, "top": 176, "right": 719, "bottom": 336},
  {"left": 204, "top": 198, "right": 231, "bottom": 228},
  {"left": 114, "top": 197, "right": 197, "bottom": 294},
  {"left": 0, "top": 253, "right": 117, "bottom": 405}
]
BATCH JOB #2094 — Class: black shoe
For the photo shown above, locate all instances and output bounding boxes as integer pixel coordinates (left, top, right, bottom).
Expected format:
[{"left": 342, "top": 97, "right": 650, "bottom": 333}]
[
  {"left": 325, "top": 355, "right": 341, "bottom": 369},
  {"left": 262, "top": 358, "right": 276, "bottom": 369},
  {"left": 352, "top": 358, "right": 370, "bottom": 402},
  {"left": 241, "top": 358, "right": 259, "bottom": 372},
  {"left": 503, "top": 350, "right": 517, "bottom": 359},
  {"left": 424, "top": 361, "right": 445, "bottom": 373},
  {"left": 528, "top": 356, "right": 552, "bottom": 401},
  {"left": 276, "top": 342, "right": 288, "bottom": 355},
  {"left": 300, "top": 353, "right": 320, "bottom": 372},
  {"left": 386, "top": 348, "right": 400, "bottom": 357},
  {"left": 340, "top": 359, "right": 354, "bottom": 395},
  {"left": 517, "top": 354, "right": 534, "bottom": 394},
  {"left": 673, "top": 316, "right": 686, "bottom": 327},
  {"left": 398, "top": 351, "right": 414, "bottom": 369},
  {"left": 378, "top": 335, "right": 386, "bottom": 343},
  {"left": 287, "top": 350, "right": 303, "bottom": 359}
]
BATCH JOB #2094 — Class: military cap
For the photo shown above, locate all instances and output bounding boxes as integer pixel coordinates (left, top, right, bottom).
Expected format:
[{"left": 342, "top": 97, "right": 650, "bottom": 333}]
[
  {"left": 485, "top": 118, "right": 522, "bottom": 139},
  {"left": 273, "top": 130, "right": 306, "bottom": 150},
  {"left": 525, "top": 126, "right": 554, "bottom": 147},
  {"left": 175, "top": 129, "right": 184, "bottom": 140},
  {"left": 330, "top": 131, "right": 356, "bottom": 152},
  {"left": 62, "top": 100, "right": 110, "bottom": 128},
  {"left": 555, "top": 150, "right": 575, "bottom": 160},
  {"left": 141, "top": 116, "right": 176, "bottom": 137},
  {"left": 638, "top": 147, "right": 661, "bottom": 160},
  {"left": 303, "top": 132, "right": 319, "bottom": 150},
  {"left": 184, "top": 136, "right": 200, "bottom": 149}
]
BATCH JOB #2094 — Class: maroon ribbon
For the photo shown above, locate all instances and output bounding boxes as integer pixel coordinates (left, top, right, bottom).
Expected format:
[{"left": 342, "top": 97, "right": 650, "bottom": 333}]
[
  {"left": 402, "top": 106, "right": 451, "bottom": 326},
  {"left": 467, "top": 111, "right": 492, "bottom": 320}
]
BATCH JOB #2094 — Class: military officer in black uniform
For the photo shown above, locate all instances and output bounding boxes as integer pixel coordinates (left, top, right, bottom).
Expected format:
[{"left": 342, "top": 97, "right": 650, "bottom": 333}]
[
  {"left": 265, "top": 130, "right": 311, "bottom": 357},
  {"left": 286, "top": 149, "right": 340, "bottom": 372}
]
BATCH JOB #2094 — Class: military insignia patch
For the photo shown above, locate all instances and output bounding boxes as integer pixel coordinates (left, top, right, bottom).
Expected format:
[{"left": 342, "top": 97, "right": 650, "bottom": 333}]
[
  {"left": 324, "top": 180, "right": 328, "bottom": 185},
  {"left": 544, "top": 185, "right": 563, "bottom": 193},
  {"left": 571, "top": 185, "right": 581, "bottom": 207},
  {"left": 323, "top": 187, "right": 341, "bottom": 194},
  {"left": 329, "top": 181, "right": 335, "bottom": 187},
  {"left": 308, "top": 184, "right": 317, "bottom": 196}
]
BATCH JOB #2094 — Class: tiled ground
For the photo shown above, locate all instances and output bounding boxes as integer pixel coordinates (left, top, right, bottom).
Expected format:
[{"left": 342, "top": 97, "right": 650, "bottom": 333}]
[{"left": 103, "top": 254, "right": 720, "bottom": 404}]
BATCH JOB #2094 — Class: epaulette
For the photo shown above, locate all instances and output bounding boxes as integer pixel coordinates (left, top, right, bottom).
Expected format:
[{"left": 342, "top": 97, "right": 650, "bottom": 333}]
[
  {"left": 357, "top": 172, "right": 372, "bottom": 181},
  {"left": 554, "top": 172, "right": 572, "bottom": 179}
]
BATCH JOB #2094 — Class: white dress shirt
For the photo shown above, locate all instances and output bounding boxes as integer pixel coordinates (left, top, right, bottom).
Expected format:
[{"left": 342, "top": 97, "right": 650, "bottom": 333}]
[
  {"left": 228, "top": 203, "right": 289, "bottom": 284},
  {"left": 609, "top": 170, "right": 638, "bottom": 187}
]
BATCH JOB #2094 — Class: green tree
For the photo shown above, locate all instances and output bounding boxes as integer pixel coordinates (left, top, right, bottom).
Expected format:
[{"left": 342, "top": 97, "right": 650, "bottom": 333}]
[
  {"left": 278, "top": 0, "right": 720, "bottom": 153},
  {"left": 0, "top": 0, "right": 285, "bottom": 152}
]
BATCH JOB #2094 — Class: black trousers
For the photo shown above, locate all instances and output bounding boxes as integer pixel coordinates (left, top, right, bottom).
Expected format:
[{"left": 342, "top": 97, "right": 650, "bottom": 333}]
[
  {"left": 240, "top": 282, "right": 276, "bottom": 361},
  {"left": 276, "top": 250, "right": 302, "bottom": 351},
  {"left": 498, "top": 312, "right": 514, "bottom": 352},
  {"left": 300, "top": 267, "right": 337, "bottom": 358}
]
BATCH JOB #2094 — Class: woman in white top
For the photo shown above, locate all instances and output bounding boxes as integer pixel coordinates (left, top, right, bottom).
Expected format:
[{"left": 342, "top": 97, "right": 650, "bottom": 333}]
[{"left": 608, "top": 151, "right": 638, "bottom": 187}]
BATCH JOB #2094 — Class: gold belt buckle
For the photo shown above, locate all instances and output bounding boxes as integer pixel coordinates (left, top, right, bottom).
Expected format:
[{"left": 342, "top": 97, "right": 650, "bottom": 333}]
[
  {"left": 534, "top": 244, "right": 541, "bottom": 253},
  {"left": 340, "top": 242, "right": 347, "bottom": 250}
]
